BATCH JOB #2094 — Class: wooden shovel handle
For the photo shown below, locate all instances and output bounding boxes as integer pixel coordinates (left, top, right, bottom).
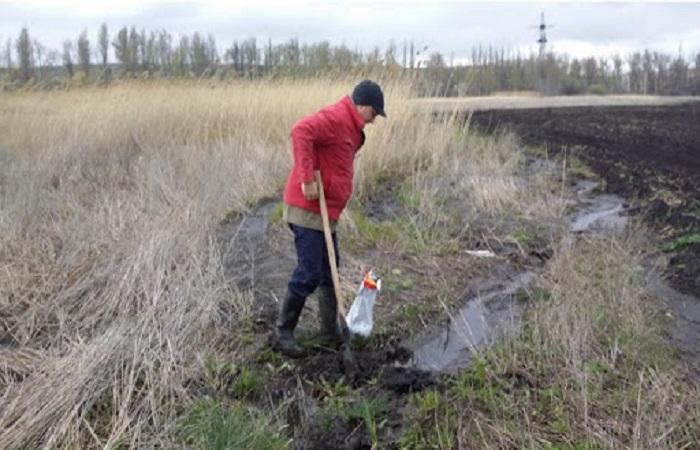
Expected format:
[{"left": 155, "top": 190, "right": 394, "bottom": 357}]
[{"left": 315, "top": 170, "right": 347, "bottom": 318}]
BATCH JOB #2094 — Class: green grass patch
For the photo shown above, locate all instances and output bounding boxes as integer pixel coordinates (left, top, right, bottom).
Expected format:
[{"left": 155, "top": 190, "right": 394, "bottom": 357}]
[
  {"left": 232, "top": 367, "right": 261, "bottom": 398},
  {"left": 511, "top": 227, "right": 535, "bottom": 247},
  {"left": 180, "top": 397, "right": 288, "bottom": 450},
  {"left": 203, "top": 356, "right": 237, "bottom": 392},
  {"left": 399, "top": 389, "right": 457, "bottom": 450},
  {"left": 220, "top": 208, "right": 240, "bottom": 225},
  {"left": 398, "top": 301, "right": 433, "bottom": 329},
  {"left": 516, "top": 285, "right": 552, "bottom": 304},
  {"left": 384, "top": 268, "right": 414, "bottom": 293},
  {"left": 662, "top": 232, "right": 700, "bottom": 252},
  {"left": 316, "top": 376, "right": 352, "bottom": 399},
  {"left": 317, "top": 386, "right": 389, "bottom": 448},
  {"left": 567, "top": 156, "right": 597, "bottom": 179},
  {"left": 396, "top": 181, "right": 421, "bottom": 210},
  {"left": 349, "top": 205, "right": 460, "bottom": 257},
  {"left": 524, "top": 144, "right": 551, "bottom": 160},
  {"left": 202, "top": 356, "right": 262, "bottom": 398},
  {"left": 349, "top": 206, "right": 401, "bottom": 245},
  {"left": 345, "top": 396, "right": 389, "bottom": 446},
  {"left": 268, "top": 201, "right": 284, "bottom": 223}
]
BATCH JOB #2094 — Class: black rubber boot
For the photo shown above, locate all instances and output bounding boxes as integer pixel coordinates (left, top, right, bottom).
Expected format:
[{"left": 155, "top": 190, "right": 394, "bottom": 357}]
[
  {"left": 318, "top": 285, "right": 342, "bottom": 348},
  {"left": 275, "top": 290, "right": 306, "bottom": 358}
]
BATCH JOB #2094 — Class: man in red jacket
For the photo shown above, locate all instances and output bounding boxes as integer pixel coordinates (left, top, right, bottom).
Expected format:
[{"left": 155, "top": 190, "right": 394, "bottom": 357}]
[{"left": 276, "top": 80, "right": 386, "bottom": 357}]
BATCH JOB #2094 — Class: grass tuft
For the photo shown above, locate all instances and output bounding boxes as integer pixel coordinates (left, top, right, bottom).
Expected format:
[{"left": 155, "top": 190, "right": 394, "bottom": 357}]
[{"left": 180, "top": 397, "right": 288, "bottom": 450}]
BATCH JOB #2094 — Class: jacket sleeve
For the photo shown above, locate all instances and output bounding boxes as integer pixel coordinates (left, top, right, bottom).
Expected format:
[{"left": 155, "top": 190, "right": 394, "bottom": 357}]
[{"left": 290, "top": 111, "right": 335, "bottom": 184}]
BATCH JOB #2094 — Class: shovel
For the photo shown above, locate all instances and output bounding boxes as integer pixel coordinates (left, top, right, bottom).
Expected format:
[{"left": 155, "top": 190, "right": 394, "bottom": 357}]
[{"left": 315, "top": 170, "right": 358, "bottom": 378}]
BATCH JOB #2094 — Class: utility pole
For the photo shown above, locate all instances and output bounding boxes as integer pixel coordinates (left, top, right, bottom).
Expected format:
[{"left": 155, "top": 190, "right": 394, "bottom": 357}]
[
  {"left": 537, "top": 12, "right": 554, "bottom": 59},
  {"left": 531, "top": 12, "right": 554, "bottom": 59},
  {"left": 530, "top": 12, "right": 555, "bottom": 94}
]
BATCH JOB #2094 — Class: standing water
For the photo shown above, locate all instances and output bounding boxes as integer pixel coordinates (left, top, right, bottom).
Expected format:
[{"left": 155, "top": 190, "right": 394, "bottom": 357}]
[{"left": 407, "top": 180, "right": 630, "bottom": 373}]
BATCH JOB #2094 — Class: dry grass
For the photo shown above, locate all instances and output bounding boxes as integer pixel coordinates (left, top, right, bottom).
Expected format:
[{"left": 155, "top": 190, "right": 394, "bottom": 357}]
[{"left": 0, "top": 78, "right": 564, "bottom": 447}]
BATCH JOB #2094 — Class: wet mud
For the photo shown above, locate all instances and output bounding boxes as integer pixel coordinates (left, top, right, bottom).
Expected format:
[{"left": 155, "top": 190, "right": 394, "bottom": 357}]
[{"left": 407, "top": 268, "right": 534, "bottom": 373}]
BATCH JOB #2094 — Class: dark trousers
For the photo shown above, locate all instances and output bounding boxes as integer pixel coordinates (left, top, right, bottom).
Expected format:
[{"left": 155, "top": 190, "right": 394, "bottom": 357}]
[{"left": 287, "top": 223, "right": 339, "bottom": 299}]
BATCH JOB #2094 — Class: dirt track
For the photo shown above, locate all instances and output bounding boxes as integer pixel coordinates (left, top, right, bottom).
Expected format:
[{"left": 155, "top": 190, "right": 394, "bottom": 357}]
[{"left": 470, "top": 102, "right": 700, "bottom": 297}]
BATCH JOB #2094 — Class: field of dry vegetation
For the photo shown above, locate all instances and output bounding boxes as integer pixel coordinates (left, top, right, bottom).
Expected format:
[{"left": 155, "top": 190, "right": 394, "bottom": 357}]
[{"left": 1, "top": 79, "right": 698, "bottom": 448}]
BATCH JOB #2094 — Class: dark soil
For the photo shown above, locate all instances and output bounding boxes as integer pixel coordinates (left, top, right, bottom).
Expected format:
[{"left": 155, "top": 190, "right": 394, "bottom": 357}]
[{"left": 469, "top": 102, "right": 700, "bottom": 297}]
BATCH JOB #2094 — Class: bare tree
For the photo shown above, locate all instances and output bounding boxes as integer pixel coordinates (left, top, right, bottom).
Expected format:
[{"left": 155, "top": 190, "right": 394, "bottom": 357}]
[
  {"left": 582, "top": 57, "right": 597, "bottom": 87},
  {"left": 98, "top": 23, "right": 109, "bottom": 67},
  {"left": 174, "top": 35, "right": 190, "bottom": 76},
  {"left": 384, "top": 40, "right": 397, "bottom": 67},
  {"left": 16, "top": 27, "right": 34, "bottom": 82},
  {"left": 127, "top": 27, "right": 140, "bottom": 73},
  {"left": 144, "top": 31, "right": 157, "bottom": 73},
  {"left": 242, "top": 37, "right": 258, "bottom": 72},
  {"left": 669, "top": 53, "right": 689, "bottom": 94},
  {"left": 612, "top": 55, "right": 623, "bottom": 92},
  {"left": 45, "top": 49, "right": 59, "bottom": 67},
  {"left": 628, "top": 52, "right": 642, "bottom": 93},
  {"left": 264, "top": 37, "right": 273, "bottom": 68},
  {"left": 33, "top": 39, "right": 46, "bottom": 79},
  {"left": 282, "top": 38, "right": 299, "bottom": 68},
  {"left": 191, "top": 32, "right": 207, "bottom": 75},
  {"left": 77, "top": 29, "right": 90, "bottom": 76},
  {"left": 332, "top": 44, "right": 354, "bottom": 69},
  {"left": 694, "top": 52, "right": 700, "bottom": 95},
  {"left": 62, "top": 40, "right": 74, "bottom": 78},
  {"left": 156, "top": 30, "right": 172, "bottom": 74},
  {"left": 225, "top": 41, "right": 240, "bottom": 72},
  {"left": 112, "top": 27, "right": 129, "bottom": 73},
  {"left": 208, "top": 34, "right": 218, "bottom": 65},
  {"left": 652, "top": 51, "right": 670, "bottom": 93},
  {"left": 402, "top": 41, "right": 407, "bottom": 68},
  {"left": 4, "top": 37, "right": 12, "bottom": 70},
  {"left": 366, "top": 46, "right": 382, "bottom": 67},
  {"left": 138, "top": 29, "right": 147, "bottom": 72},
  {"left": 642, "top": 50, "right": 654, "bottom": 94}
]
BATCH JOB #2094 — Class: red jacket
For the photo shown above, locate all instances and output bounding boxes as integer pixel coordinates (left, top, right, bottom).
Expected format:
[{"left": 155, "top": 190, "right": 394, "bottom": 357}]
[{"left": 283, "top": 96, "right": 366, "bottom": 220}]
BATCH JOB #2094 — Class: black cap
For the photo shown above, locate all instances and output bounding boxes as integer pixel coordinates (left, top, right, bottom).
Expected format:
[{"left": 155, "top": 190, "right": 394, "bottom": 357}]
[{"left": 352, "top": 80, "right": 386, "bottom": 117}]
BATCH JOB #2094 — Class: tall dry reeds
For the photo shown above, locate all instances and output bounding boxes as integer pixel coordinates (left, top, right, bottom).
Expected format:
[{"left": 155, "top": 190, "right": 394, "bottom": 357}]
[{"left": 0, "top": 78, "right": 557, "bottom": 447}]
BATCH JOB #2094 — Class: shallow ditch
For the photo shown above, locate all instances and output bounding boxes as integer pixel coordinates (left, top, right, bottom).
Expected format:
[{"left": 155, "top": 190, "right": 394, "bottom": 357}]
[
  {"left": 404, "top": 177, "right": 700, "bottom": 380},
  {"left": 404, "top": 179, "right": 631, "bottom": 374}
]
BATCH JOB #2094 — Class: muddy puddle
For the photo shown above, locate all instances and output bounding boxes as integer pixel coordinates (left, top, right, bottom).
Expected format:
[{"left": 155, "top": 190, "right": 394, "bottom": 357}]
[
  {"left": 407, "top": 269, "right": 535, "bottom": 372},
  {"left": 406, "top": 179, "right": 630, "bottom": 373},
  {"left": 569, "top": 180, "right": 628, "bottom": 233}
]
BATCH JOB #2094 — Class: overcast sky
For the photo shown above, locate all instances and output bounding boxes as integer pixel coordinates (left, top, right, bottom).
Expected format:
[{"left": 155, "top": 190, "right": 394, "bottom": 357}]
[{"left": 2, "top": 1, "right": 700, "bottom": 64}]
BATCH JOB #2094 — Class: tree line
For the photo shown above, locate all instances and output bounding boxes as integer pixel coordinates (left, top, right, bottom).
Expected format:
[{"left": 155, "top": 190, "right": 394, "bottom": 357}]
[
  {"left": 419, "top": 45, "right": 700, "bottom": 96},
  {"left": 3, "top": 25, "right": 700, "bottom": 96}
]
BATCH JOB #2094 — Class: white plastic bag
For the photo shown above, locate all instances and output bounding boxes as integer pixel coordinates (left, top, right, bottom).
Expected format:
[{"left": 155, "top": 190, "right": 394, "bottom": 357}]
[{"left": 345, "top": 270, "right": 381, "bottom": 337}]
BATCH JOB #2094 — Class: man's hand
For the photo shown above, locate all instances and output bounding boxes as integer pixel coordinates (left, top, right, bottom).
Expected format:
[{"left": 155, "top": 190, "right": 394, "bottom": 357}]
[{"left": 301, "top": 181, "right": 319, "bottom": 200}]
